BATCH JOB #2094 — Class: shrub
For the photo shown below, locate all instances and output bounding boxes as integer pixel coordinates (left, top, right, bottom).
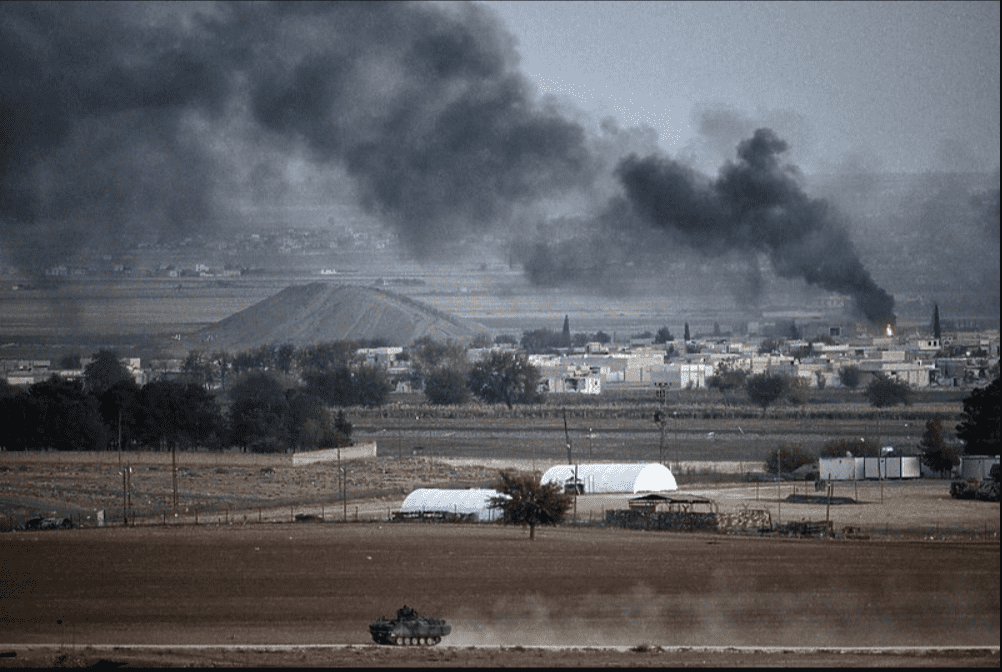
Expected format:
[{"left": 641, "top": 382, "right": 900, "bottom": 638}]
[
  {"left": 764, "top": 444, "right": 816, "bottom": 475},
  {"left": 819, "top": 438, "right": 881, "bottom": 458}
]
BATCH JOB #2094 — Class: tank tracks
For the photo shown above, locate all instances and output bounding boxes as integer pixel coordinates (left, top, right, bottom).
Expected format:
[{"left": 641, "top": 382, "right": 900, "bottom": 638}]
[{"left": 372, "top": 634, "right": 442, "bottom": 646}]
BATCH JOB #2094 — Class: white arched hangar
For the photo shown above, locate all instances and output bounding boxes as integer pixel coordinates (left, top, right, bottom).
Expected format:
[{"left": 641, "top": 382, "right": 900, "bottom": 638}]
[
  {"left": 399, "top": 488, "right": 506, "bottom": 522},
  {"left": 541, "top": 463, "right": 678, "bottom": 494}
]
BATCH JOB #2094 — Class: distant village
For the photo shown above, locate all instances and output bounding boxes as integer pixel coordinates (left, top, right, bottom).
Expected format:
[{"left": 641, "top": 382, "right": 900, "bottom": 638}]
[
  {"left": 3, "top": 325, "right": 997, "bottom": 398},
  {"left": 5, "top": 224, "right": 397, "bottom": 285}
]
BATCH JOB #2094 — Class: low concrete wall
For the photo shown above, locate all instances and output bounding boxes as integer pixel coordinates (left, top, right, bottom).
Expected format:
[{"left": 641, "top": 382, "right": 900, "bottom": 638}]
[
  {"left": 291, "top": 443, "right": 377, "bottom": 466},
  {"left": 0, "top": 442, "right": 378, "bottom": 468}
]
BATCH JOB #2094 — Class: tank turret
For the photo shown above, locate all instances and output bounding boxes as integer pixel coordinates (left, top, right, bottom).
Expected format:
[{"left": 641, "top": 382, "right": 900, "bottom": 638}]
[{"left": 369, "top": 605, "right": 451, "bottom": 646}]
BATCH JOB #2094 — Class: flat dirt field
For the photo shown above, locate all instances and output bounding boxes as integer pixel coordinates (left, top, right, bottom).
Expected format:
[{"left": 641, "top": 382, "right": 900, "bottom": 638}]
[
  {"left": 1, "top": 455, "right": 999, "bottom": 668},
  {"left": 1, "top": 525, "right": 998, "bottom": 668}
]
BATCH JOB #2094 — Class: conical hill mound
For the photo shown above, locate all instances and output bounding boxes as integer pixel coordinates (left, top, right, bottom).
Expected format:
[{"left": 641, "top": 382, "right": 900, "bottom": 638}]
[{"left": 196, "top": 283, "right": 487, "bottom": 350}]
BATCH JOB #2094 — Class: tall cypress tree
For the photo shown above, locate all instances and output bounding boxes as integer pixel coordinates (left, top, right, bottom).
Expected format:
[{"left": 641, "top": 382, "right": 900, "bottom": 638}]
[
  {"left": 683, "top": 322, "right": 691, "bottom": 342},
  {"left": 561, "top": 315, "right": 571, "bottom": 347},
  {"left": 933, "top": 303, "right": 941, "bottom": 341}
]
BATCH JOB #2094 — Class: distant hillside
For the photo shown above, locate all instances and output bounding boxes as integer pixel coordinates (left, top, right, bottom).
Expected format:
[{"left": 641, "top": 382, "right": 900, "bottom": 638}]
[{"left": 195, "top": 283, "right": 488, "bottom": 350}]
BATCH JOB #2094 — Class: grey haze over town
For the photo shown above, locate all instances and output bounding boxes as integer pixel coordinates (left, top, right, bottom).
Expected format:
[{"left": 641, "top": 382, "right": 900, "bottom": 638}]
[{"left": 1, "top": 0, "right": 999, "bottom": 330}]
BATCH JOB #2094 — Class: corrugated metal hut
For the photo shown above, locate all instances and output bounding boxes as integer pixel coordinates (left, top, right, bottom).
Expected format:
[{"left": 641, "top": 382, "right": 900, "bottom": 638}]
[{"left": 540, "top": 463, "right": 677, "bottom": 494}]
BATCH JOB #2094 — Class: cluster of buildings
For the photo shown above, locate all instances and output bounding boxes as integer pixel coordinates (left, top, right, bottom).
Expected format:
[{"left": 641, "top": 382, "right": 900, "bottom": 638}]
[
  {"left": 3, "top": 330, "right": 997, "bottom": 398},
  {"left": 525, "top": 330, "right": 998, "bottom": 396},
  {"left": 1, "top": 357, "right": 145, "bottom": 388}
]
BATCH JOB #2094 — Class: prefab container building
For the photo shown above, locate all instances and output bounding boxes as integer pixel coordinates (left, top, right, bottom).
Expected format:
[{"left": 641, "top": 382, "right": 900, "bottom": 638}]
[
  {"left": 819, "top": 456, "right": 920, "bottom": 480},
  {"left": 399, "top": 488, "right": 504, "bottom": 522},
  {"left": 540, "top": 463, "right": 678, "bottom": 494}
]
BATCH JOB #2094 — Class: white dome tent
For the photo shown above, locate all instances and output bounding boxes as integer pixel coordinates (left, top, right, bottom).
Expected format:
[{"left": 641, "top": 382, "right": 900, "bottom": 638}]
[
  {"left": 399, "top": 488, "right": 505, "bottom": 522},
  {"left": 541, "top": 463, "right": 677, "bottom": 494}
]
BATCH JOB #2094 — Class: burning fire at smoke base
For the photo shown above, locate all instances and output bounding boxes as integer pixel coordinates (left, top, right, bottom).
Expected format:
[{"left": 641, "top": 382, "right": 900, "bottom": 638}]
[{"left": 1, "top": 2, "right": 895, "bottom": 326}]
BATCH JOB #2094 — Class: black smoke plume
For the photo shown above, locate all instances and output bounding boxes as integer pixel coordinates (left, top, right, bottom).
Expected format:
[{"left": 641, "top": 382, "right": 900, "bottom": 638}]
[
  {"left": 2, "top": 2, "right": 896, "bottom": 326},
  {"left": 0, "top": 1, "right": 594, "bottom": 275},
  {"left": 615, "top": 129, "right": 896, "bottom": 324}
]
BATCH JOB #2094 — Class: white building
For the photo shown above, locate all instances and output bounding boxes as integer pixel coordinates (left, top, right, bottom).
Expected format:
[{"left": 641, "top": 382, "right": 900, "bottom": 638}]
[
  {"left": 399, "top": 488, "right": 505, "bottom": 522},
  {"left": 541, "top": 463, "right": 678, "bottom": 494}
]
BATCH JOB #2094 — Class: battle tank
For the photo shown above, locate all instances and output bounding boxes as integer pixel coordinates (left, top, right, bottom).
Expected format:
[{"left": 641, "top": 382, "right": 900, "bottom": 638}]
[{"left": 369, "top": 605, "right": 451, "bottom": 646}]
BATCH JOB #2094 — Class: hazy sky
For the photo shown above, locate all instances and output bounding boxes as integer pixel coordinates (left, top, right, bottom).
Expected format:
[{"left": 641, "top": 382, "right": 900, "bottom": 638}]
[{"left": 484, "top": 0, "right": 1000, "bottom": 175}]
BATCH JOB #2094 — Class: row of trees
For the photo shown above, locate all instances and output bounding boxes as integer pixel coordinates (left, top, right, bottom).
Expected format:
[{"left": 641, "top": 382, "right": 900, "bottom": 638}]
[
  {"left": 0, "top": 343, "right": 548, "bottom": 451},
  {"left": 706, "top": 368, "right": 913, "bottom": 416},
  {"left": 0, "top": 350, "right": 361, "bottom": 453}
]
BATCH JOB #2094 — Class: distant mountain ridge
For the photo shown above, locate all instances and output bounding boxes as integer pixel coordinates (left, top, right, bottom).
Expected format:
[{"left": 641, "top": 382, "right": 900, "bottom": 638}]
[{"left": 196, "top": 283, "right": 488, "bottom": 350}]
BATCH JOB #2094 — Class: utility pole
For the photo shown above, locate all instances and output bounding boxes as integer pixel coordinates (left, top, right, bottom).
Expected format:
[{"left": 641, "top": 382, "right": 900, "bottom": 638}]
[
  {"left": 655, "top": 405, "right": 667, "bottom": 467},
  {"left": 563, "top": 408, "right": 572, "bottom": 465},
  {"left": 171, "top": 441, "right": 178, "bottom": 511}
]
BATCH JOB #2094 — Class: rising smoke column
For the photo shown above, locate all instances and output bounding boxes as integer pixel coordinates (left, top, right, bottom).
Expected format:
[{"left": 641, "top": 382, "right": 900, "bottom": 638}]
[
  {"left": 242, "top": 2, "right": 596, "bottom": 258},
  {"left": 0, "top": 2, "right": 596, "bottom": 274},
  {"left": 0, "top": 3, "right": 897, "bottom": 327},
  {"left": 0, "top": 2, "right": 233, "bottom": 275},
  {"left": 616, "top": 129, "right": 896, "bottom": 324}
]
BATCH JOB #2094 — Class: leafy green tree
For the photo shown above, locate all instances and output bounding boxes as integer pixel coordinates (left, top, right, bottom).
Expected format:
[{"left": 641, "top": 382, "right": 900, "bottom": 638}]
[
  {"left": 284, "top": 389, "right": 329, "bottom": 451},
  {"left": 227, "top": 372, "right": 289, "bottom": 452},
  {"left": 707, "top": 364, "right": 747, "bottom": 406},
  {"left": 275, "top": 343, "right": 296, "bottom": 375},
  {"left": 956, "top": 377, "right": 1001, "bottom": 456},
  {"left": 919, "top": 418, "right": 962, "bottom": 476},
  {"left": 408, "top": 338, "right": 471, "bottom": 405},
  {"left": 295, "top": 341, "right": 360, "bottom": 373},
  {"left": 137, "top": 380, "right": 224, "bottom": 451},
  {"left": 26, "top": 376, "right": 107, "bottom": 451},
  {"left": 468, "top": 350, "right": 544, "bottom": 409},
  {"left": 839, "top": 365, "right": 862, "bottom": 389},
  {"left": 654, "top": 326, "right": 674, "bottom": 344},
  {"left": 785, "top": 376, "right": 811, "bottom": 407},
  {"left": 424, "top": 366, "right": 471, "bottom": 405},
  {"left": 866, "top": 374, "right": 911, "bottom": 408},
  {"left": 0, "top": 389, "right": 35, "bottom": 451},
  {"left": 182, "top": 350, "right": 214, "bottom": 388},
  {"left": 764, "top": 444, "right": 816, "bottom": 475},
  {"left": 97, "top": 378, "right": 142, "bottom": 451},
  {"left": 519, "top": 328, "right": 563, "bottom": 354},
  {"left": 323, "top": 410, "right": 353, "bottom": 448},
  {"left": 302, "top": 364, "right": 391, "bottom": 407},
  {"left": 745, "top": 372, "right": 788, "bottom": 417},
  {"left": 84, "top": 349, "right": 133, "bottom": 396},
  {"left": 489, "top": 470, "right": 571, "bottom": 540}
]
